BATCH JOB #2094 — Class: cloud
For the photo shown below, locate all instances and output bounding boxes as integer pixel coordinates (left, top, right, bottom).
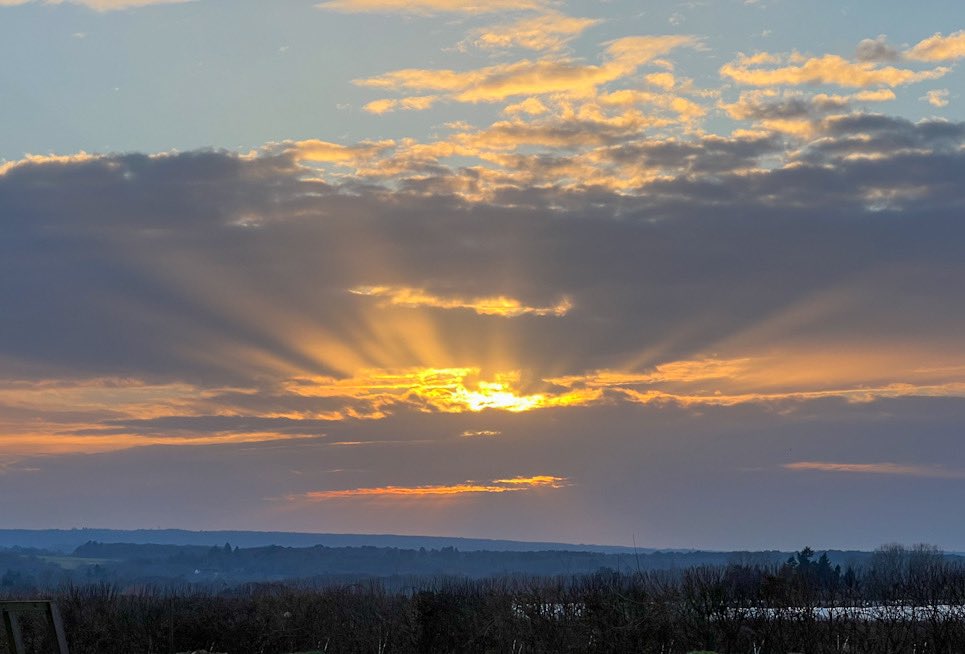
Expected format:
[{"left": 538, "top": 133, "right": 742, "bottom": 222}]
[
  {"left": 906, "top": 30, "right": 965, "bottom": 62},
  {"left": 1, "top": 115, "right": 964, "bottom": 455},
  {"left": 922, "top": 89, "right": 950, "bottom": 108},
  {"left": 719, "top": 89, "right": 896, "bottom": 136},
  {"left": 721, "top": 90, "right": 893, "bottom": 122},
  {"left": 349, "top": 285, "right": 572, "bottom": 317},
  {"left": 363, "top": 96, "right": 438, "bottom": 114},
  {"left": 547, "top": 358, "right": 753, "bottom": 388},
  {"left": 355, "top": 35, "right": 698, "bottom": 103},
  {"left": 597, "top": 89, "right": 706, "bottom": 120},
  {"left": 462, "top": 429, "right": 500, "bottom": 437},
  {"left": 292, "top": 475, "right": 567, "bottom": 500},
  {"left": 545, "top": 355, "right": 965, "bottom": 409},
  {"left": 617, "top": 383, "right": 965, "bottom": 408},
  {"left": 855, "top": 35, "right": 900, "bottom": 62},
  {"left": 0, "top": 151, "right": 97, "bottom": 176},
  {"left": 463, "top": 11, "right": 601, "bottom": 52},
  {"left": 276, "top": 138, "right": 396, "bottom": 164},
  {"left": 784, "top": 461, "right": 965, "bottom": 479},
  {"left": 644, "top": 72, "right": 676, "bottom": 90},
  {"left": 503, "top": 97, "right": 550, "bottom": 116},
  {"left": 721, "top": 53, "right": 949, "bottom": 88},
  {"left": 796, "top": 114, "right": 965, "bottom": 165},
  {"left": 316, "top": 0, "right": 545, "bottom": 14},
  {"left": 283, "top": 368, "right": 586, "bottom": 414}
]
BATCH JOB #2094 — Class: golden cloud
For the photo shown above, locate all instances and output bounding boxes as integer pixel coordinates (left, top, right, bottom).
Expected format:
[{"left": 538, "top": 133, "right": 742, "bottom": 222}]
[
  {"left": 0, "top": 377, "right": 234, "bottom": 420},
  {"left": 598, "top": 89, "right": 707, "bottom": 119},
  {"left": 293, "top": 474, "right": 567, "bottom": 500},
  {"left": 721, "top": 53, "right": 949, "bottom": 88},
  {"left": 355, "top": 35, "right": 697, "bottom": 103},
  {"left": 466, "top": 11, "right": 601, "bottom": 52},
  {"left": 546, "top": 353, "right": 965, "bottom": 408},
  {"left": 316, "top": 0, "right": 545, "bottom": 13},
  {"left": 363, "top": 96, "right": 438, "bottom": 114},
  {"left": 5, "top": 349, "right": 963, "bottom": 458},
  {"left": 0, "top": 152, "right": 97, "bottom": 176},
  {"left": 906, "top": 30, "right": 965, "bottom": 62},
  {"left": 547, "top": 357, "right": 753, "bottom": 389},
  {"left": 922, "top": 89, "right": 950, "bottom": 107},
  {"left": 349, "top": 285, "right": 573, "bottom": 317},
  {"left": 503, "top": 97, "right": 550, "bottom": 116},
  {"left": 644, "top": 72, "right": 676, "bottom": 90},
  {"left": 0, "top": 432, "right": 316, "bottom": 457},
  {"left": 784, "top": 461, "right": 965, "bottom": 478},
  {"left": 617, "top": 382, "right": 965, "bottom": 408},
  {"left": 283, "top": 139, "right": 396, "bottom": 164}
]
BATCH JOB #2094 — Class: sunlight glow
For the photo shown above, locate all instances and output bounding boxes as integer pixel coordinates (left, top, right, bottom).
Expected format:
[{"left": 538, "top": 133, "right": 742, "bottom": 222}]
[
  {"left": 349, "top": 285, "right": 572, "bottom": 317},
  {"left": 286, "top": 367, "right": 569, "bottom": 413}
]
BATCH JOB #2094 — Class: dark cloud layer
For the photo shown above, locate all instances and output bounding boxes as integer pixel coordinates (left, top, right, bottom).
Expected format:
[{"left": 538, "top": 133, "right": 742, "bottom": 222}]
[
  {"left": 3, "top": 119, "right": 963, "bottom": 383},
  {"left": 2, "top": 116, "right": 965, "bottom": 547}
]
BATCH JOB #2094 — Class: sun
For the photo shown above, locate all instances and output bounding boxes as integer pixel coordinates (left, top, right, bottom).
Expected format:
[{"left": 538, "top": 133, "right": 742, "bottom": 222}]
[{"left": 455, "top": 379, "right": 547, "bottom": 413}]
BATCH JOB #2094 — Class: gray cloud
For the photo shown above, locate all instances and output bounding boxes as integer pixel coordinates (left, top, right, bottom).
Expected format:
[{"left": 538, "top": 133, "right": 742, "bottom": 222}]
[
  {"left": 856, "top": 35, "right": 901, "bottom": 62},
  {"left": 2, "top": 125, "right": 964, "bottom": 388}
]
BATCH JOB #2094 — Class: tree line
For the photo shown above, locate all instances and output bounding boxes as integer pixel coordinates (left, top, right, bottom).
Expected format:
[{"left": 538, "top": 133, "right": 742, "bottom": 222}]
[{"left": 3, "top": 543, "right": 965, "bottom": 653}]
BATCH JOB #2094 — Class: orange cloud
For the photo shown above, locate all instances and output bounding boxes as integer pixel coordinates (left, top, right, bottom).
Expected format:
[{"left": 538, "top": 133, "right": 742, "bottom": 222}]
[
  {"left": 503, "top": 97, "right": 550, "bottom": 116},
  {"left": 547, "top": 353, "right": 965, "bottom": 408},
  {"left": 0, "top": 430, "right": 316, "bottom": 457},
  {"left": 0, "top": 152, "right": 97, "bottom": 176},
  {"left": 284, "top": 367, "right": 596, "bottom": 414},
  {"left": 784, "top": 461, "right": 965, "bottom": 478},
  {"left": 6, "top": 350, "right": 963, "bottom": 458},
  {"left": 598, "top": 89, "right": 706, "bottom": 119},
  {"left": 0, "top": 377, "right": 320, "bottom": 455},
  {"left": 547, "top": 357, "right": 752, "bottom": 389},
  {"left": 363, "top": 96, "right": 438, "bottom": 114},
  {"left": 617, "top": 382, "right": 965, "bottom": 408},
  {"left": 349, "top": 285, "right": 572, "bottom": 317},
  {"left": 721, "top": 53, "right": 949, "bottom": 88},
  {"left": 294, "top": 474, "right": 567, "bottom": 500},
  {"left": 316, "top": 0, "right": 544, "bottom": 14},
  {"left": 0, "top": 377, "right": 235, "bottom": 420},
  {"left": 645, "top": 72, "right": 676, "bottom": 90},
  {"left": 906, "top": 30, "right": 965, "bottom": 62},
  {"left": 922, "top": 89, "right": 950, "bottom": 107},
  {"left": 466, "top": 11, "right": 600, "bottom": 52},
  {"left": 282, "top": 139, "right": 395, "bottom": 164},
  {"left": 355, "top": 35, "right": 697, "bottom": 103}
]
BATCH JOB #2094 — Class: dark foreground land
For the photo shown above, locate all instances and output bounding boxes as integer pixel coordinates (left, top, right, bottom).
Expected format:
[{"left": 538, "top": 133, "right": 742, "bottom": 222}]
[{"left": 4, "top": 545, "right": 965, "bottom": 653}]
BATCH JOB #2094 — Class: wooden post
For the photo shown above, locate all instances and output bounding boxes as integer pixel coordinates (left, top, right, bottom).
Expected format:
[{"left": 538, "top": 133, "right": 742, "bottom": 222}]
[
  {"left": 45, "top": 603, "right": 70, "bottom": 654},
  {"left": 2, "top": 608, "right": 25, "bottom": 654},
  {"left": 0, "top": 601, "right": 69, "bottom": 654}
]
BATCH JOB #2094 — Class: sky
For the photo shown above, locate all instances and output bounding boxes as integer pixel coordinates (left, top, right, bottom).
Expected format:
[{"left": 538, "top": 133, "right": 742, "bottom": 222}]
[{"left": 1, "top": 0, "right": 964, "bottom": 551}]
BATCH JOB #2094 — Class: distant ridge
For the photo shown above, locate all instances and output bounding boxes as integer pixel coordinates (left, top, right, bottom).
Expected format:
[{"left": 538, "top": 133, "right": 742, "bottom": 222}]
[{"left": 0, "top": 528, "right": 659, "bottom": 554}]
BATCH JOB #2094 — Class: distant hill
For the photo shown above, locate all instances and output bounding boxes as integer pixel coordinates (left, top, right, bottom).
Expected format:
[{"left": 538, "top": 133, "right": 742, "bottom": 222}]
[
  {"left": 0, "top": 540, "right": 793, "bottom": 588},
  {"left": 0, "top": 528, "right": 654, "bottom": 555},
  {"left": 4, "top": 530, "right": 955, "bottom": 590}
]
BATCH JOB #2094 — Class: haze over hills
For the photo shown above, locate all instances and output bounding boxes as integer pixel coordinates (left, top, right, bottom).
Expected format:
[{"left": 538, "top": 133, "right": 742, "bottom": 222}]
[
  {"left": 0, "top": 528, "right": 649, "bottom": 555},
  {"left": 1, "top": 529, "right": 911, "bottom": 589}
]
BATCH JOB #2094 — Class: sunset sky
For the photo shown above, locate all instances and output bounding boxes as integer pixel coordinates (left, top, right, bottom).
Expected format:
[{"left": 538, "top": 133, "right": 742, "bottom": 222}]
[{"left": 1, "top": 0, "right": 964, "bottom": 550}]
